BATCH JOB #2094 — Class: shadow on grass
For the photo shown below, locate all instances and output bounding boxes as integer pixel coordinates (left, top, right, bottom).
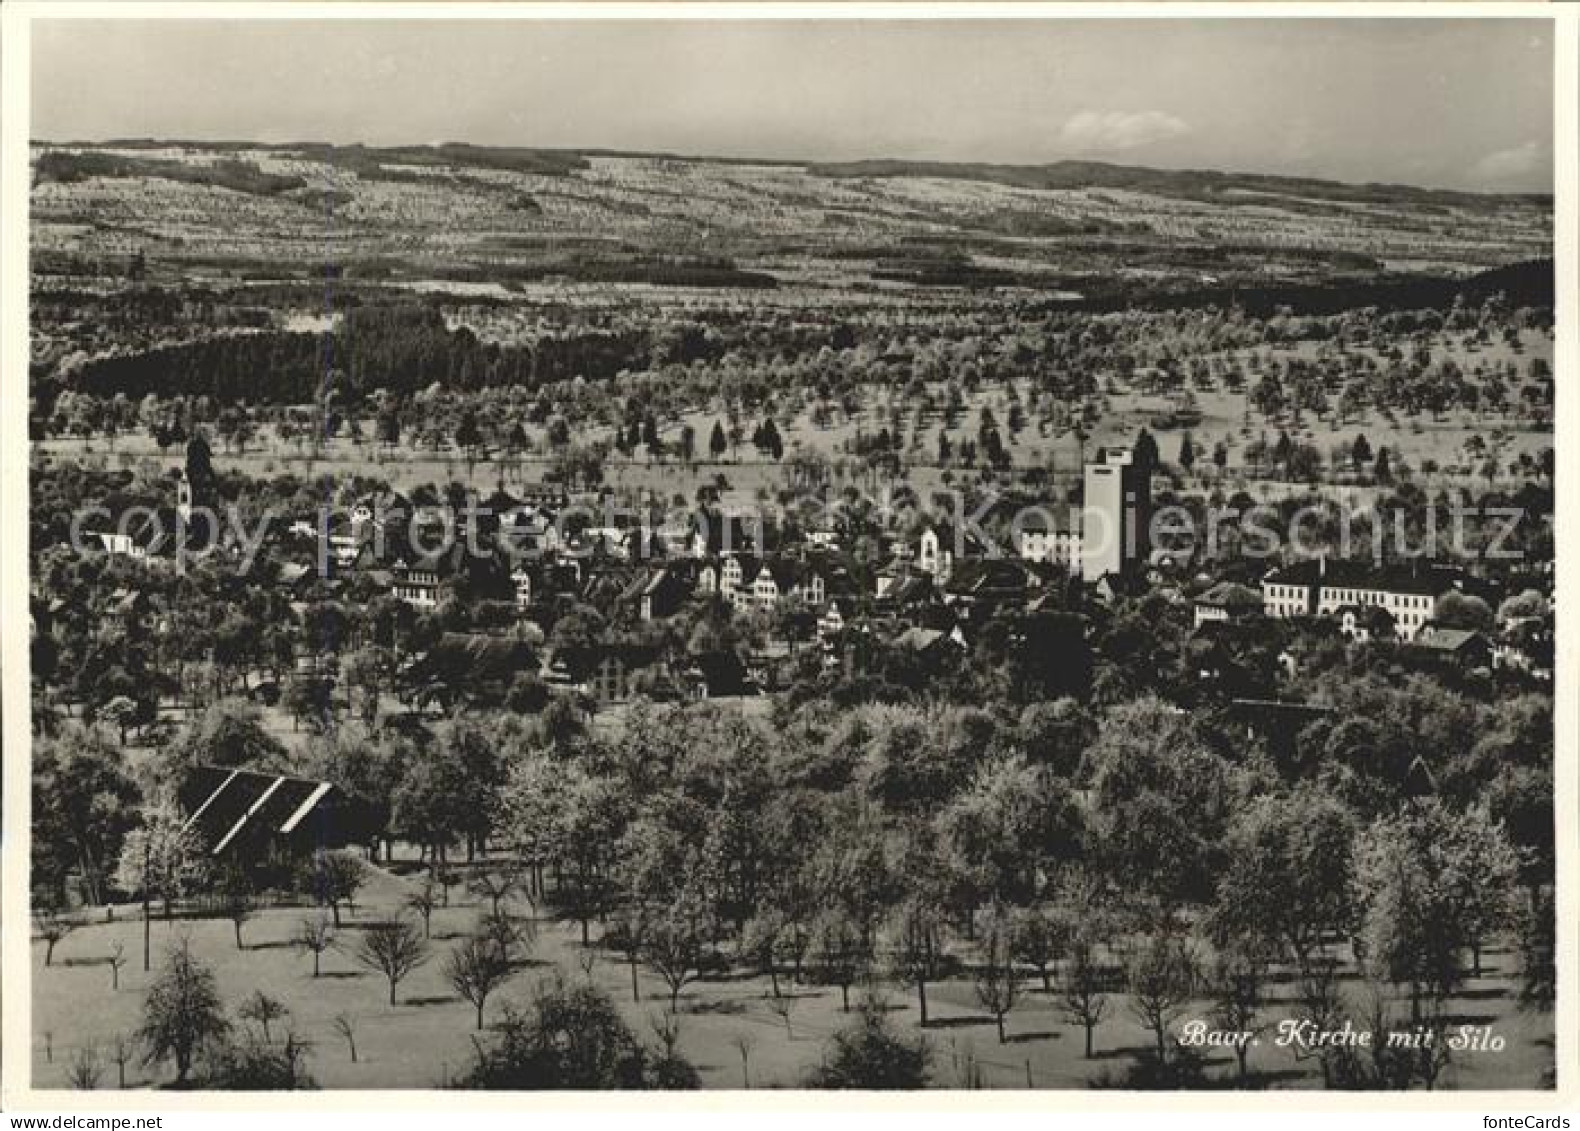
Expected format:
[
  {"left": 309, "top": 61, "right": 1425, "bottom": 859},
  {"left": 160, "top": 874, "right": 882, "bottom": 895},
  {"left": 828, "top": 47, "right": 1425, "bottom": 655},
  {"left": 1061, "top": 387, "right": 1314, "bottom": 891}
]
[
  {"left": 687, "top": 999, "right": 747, "bottom": 1017},
  {"left": 1004, "top": 1029, "right": 1063, "bottom": 1045},
  {"left": 920, "top": 1016, "right": 988, "bottom": 1031}
]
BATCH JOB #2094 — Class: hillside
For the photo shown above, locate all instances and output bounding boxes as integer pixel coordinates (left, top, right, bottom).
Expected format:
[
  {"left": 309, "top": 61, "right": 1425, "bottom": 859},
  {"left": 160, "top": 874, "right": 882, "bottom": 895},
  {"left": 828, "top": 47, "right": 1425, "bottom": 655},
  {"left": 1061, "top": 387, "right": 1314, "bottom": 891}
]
[{"left": 31, "top": 141, "right": 1552, "bottom": 301}]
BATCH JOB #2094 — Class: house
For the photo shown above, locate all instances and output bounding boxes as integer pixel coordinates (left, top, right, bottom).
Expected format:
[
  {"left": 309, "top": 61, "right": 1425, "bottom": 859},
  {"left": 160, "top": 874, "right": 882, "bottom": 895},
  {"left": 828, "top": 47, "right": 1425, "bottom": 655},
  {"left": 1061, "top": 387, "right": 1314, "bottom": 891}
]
[
  {"left": 804, "top": 525, "right": 843, "bottom": 551},
  {"left": 877, "top": 568, "right": 937, "bottom": 609},
  {"left": 943, "top": 559, "right": 1047, "bottom": 620},
  {"left": 1335, "top": 603, "right": 1395, "bottom": 644},
  {"left": 517, "top": 484, "right": 571, "bottom": 511},
  {"left": 1192, "top": 581, "right": 1262, "bottom": 629},
  {"left": 744, "top": 558, "right": 827, "bottom": 611},
  {"left": 893, "top": 625, "right": 968, "bottom": 659},
  {"left": 590, "top": 653, "right": 632, "bottom": 703},
  {"left": 106, "top": 586, "right": 151, "bottom": 629},
  {"left": 580, "top": 567, "right": 642, "bottom": 610},
  {"left": 85, "top": 507, "right": 182, "bottom": 559},
  {"left": 499, "top": 506, "right": 561, "bottom": 558},
  {"left": 391, "top": 556, "right": 445, "bottom": 609},
  {"left": 626, "top": 567, "right": 692, "bottom": 621},
  {"left": 511, "top": 566, "right": 534, "bottom": 612},
  {"left": 819, "top": 596, "right": 862, "bottom": 640},
  {"left": 1407, "top": 625, "right": 1493, "bottom": 670},
  {"left": 683, "top": 650, "right": 756, "bottom": 699},
  {"left": 1017, "top": 511, "right": 1080, "bottom": 574},
  {"left": 719, "top": 554, "right": 750, "bottom": 597}
]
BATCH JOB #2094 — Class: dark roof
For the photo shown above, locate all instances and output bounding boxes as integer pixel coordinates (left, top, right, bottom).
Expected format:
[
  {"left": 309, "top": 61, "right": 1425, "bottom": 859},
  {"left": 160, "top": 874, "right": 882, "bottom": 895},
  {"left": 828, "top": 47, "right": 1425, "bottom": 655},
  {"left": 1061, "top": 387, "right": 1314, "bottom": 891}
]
[
  {"left": 762, "top": 558, "right": 811, "bottom": 591},
  {"left": 179, "top": 765, "right": 375, "bottom": 853},
  {"left": 686, "top": 650, "right": 754, "bottom": 696},
  {"left": 1263, "top": 558, "right": 1472, "bottom": 597},
  {"left": 946, "top": 559, "right": 1042, "bottom": 597},
  {"left": 407, "top": 632, "right": 538, "bottom": 686}
]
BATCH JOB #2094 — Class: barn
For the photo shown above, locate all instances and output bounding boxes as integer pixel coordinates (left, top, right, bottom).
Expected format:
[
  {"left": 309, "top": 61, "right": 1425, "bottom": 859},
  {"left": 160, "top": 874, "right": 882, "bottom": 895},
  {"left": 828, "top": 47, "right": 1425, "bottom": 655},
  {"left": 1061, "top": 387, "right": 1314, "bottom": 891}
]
[{"left": 179, "top": 765, "right": 378, "bottom": 879}]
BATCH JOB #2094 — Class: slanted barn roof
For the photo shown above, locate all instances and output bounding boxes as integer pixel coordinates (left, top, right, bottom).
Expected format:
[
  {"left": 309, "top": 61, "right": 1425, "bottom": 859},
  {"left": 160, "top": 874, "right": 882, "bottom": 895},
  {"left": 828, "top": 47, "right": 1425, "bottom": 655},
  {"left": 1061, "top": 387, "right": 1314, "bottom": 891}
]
[{"left": 179, "top": 765, "right": 372, "bottom": 855}]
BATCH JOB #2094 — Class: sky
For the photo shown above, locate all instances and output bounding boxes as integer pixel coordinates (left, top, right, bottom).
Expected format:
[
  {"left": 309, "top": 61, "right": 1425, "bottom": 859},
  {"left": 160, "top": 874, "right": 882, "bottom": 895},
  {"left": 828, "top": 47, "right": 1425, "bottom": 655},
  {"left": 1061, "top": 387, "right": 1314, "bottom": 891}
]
[{"left": 30, "top": 17, "right": 1555, "bottom": 193}]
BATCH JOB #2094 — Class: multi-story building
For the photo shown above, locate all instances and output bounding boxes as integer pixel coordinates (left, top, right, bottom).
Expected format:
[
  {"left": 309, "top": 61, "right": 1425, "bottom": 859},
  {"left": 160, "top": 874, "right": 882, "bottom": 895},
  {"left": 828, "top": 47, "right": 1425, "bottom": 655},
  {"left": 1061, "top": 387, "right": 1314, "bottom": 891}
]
[
  {"left": 1080, "top": 446, "right": 1152, "bottom": 582},
  {"left": 1018, "top": 518, "right": 1081, "bottom": 574},
  {"left": 1259, "top": 557, "right": 1474, "bottom": 642},
  {"left": 391, "top": 558, "right": 443, "bottom": 609}
]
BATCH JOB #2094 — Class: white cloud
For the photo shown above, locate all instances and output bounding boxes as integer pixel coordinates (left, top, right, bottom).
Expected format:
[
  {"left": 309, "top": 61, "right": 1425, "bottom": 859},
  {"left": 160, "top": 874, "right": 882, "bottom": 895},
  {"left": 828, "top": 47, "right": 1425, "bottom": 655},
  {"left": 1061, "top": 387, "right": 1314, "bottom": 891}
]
[
  {"left": 1470, "top": 141, "right": 1544, "bottom": 186},
  {"left": 1059, "top": 109, "right": 1191, "bottom": 155}
]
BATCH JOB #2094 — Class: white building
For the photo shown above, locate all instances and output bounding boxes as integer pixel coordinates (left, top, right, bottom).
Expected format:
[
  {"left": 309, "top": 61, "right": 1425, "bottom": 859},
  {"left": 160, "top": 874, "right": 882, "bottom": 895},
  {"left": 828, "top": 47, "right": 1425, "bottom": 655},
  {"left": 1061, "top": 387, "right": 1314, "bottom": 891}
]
[
  {"left": 1080, "top": 447, "right": 1151, "bottom": 582},
  {"left": 1259, "top": 557, "right": 1472, "bottom": 643}
]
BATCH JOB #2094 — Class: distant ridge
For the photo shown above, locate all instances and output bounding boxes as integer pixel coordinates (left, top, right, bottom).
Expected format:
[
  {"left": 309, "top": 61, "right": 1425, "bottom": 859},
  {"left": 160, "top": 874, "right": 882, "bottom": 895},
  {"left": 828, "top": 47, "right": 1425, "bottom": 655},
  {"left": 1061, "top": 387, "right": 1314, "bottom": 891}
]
[
  {"left": 31, "top": 139, "right": 1549, "bottom": 205},
  {"left": 806, "top": 158, "right": 1551, "bottom": 209}
]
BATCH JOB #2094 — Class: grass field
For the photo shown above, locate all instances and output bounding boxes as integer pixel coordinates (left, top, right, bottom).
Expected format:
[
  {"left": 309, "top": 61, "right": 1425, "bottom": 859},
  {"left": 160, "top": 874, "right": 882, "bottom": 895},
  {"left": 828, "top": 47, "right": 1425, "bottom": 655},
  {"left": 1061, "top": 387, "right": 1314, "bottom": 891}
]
[{"left": 31, "top": 858, "right": 1552, "bottom": 1091}]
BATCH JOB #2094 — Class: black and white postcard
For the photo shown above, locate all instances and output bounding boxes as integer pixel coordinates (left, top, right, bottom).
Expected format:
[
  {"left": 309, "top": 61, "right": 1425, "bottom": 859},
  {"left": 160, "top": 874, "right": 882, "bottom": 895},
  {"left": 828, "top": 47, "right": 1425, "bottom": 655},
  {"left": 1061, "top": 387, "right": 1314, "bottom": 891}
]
[{"left": 2, "top": 2, "right": 1574, "bottom": 1109}]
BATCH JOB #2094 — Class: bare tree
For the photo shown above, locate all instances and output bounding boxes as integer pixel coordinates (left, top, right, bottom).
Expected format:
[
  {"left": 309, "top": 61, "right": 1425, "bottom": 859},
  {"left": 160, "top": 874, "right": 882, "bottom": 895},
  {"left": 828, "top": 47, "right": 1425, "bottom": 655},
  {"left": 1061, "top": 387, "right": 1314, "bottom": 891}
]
[
  {"left": 293, "top": 915, "right": 334, "bottom": 977},
  {"left": 1008, "top": 905, "right": 1069, "bottom": 994},
  {"left": 477, "top": 909, "right": 534, "bottom": 968},
  {"left": 354, "top": 919, "right": 430, "bottom": 1006},
  {"left": 108, "top": 941, "right": 127, "bottom": 990},
  {"left": 646, "top": 901, "right": 705, "bottom": 1014},
  {"left": 238, "top": 989, "right": 288, "bottom": 1044},
  {"left": 767, "top": 994, "right": 798, "bottom": 1040},
  {"left": 218, "top": 867, "right": 254, "bottom": 950},
  {"left": 974, "top": 922, "right": 1020, "bottom": 1043},
  {"left": 1211, "top": 950, "right": 1268, "bottom": 1082},
  {"left": 444, "top": 936, "right": 514, "bottom": 1030},
  {"left": 306, "top": 851, "right": 364, "bottom": 927},
  {"left": 649, "top": 1010, "right": 684, "bottom": 1062},
  {"left": 1061, "top": 939, "right": 1109, "bottom": 1059},
  {"left": 727, "top": 1029, "right": 758, "bottom": 1088},
  {"left": 891, "top": 898, "right": 945, "bottom": 1028},
  {"left": 468, "top": 869, "right": 524, "bottom": 917},
  {"left": 606, "top": 904, "right": 649, "bottom": 1003},
  {"left": 34, "top": 908, "right": 76, "bottom": 966},
  {"left": 67, "top": 1045, "right": 102, "bottom": 1090},
  {"left": 1126, "top": 932, "right": 1199, "bottom": 1066},
  {"left": 405, "top": 880, "right": 439, "bottom": 939},
  {"left": 810, "top": 910, "right": 871, "bottom": 1013},
  {"left": 434, "top": 866, "right": 458, "bottom": 908},
  {"left": 108, "top": 1033, "right": 134, "bottom": 1088},
  {"left": 332, "top": 1014, "right": 358, "bottom": 1063}
]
